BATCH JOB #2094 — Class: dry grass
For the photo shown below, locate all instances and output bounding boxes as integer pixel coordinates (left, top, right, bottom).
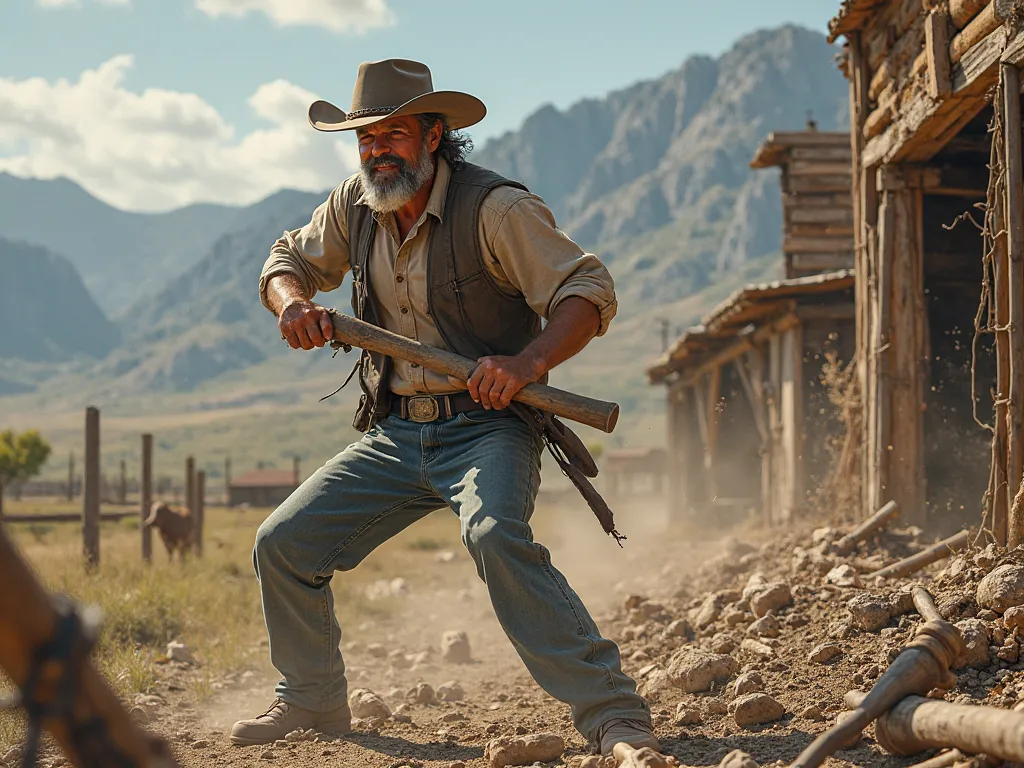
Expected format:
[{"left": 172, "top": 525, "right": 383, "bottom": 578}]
[{"left": 0, "top": 497, "right": 467, "bottom": 751}]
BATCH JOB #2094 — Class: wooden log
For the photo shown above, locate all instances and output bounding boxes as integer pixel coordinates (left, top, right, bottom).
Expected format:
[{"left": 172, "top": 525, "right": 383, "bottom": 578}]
[
  {"left": 788, "top": 160, "right": 854, "bottom": 176},
  {"left": 83, "top": 407, "right": 100, "bottom": 569},
  {"left": 864, "top": 101, "right": 894, "bottom": 140},
  {"left": 784, "top": 235, "right": 857, "bottom": 253},
  {"left": 0, "top": 528, "right": 179, "bottom": 767},
  {"left": 904, "top": 750, "right": 964, "bottom": 768},
  {"left": 787, "top": 207, "right": 854, "bottom": 225},
  {"left": 788, "top": 175, "right": 854, "bottom": 193},
  {"left": 926, "top": 11, "right": 953, "bottom": 99},
  {"left": 789, "top": 254, "right": 856, "bottom": 272},
  {"left": 791, "top": 147, "right": 853, "bottom": 162},
  {"left": 951, "top": 0, "right": 991, "bottom": 29},
  {"left": 141, "top": 434, "right": 152, "bottom": 563},
  {"left": 866, "top": 530, "right": 971, "bottom": 579},
  {"left": 789, "top": 588, "right": 963, "bottom": 768},
  {"left": 871, "top": 694, "right": 1024, "bottom": 761},
  {"left": 1005, "top": 63, "right": 1024, "bottom": 548},
  {"left": 834, "top": 500, "right": 900, "bottom": 555},
  {"left": 869, "top": 12, "right": 929, "bottom": 101},
  {"left": 328, "top": 311, "right": 620, "bottom": 433},
  {"left": 950, "top": 0, "right": 1014, "bottom": 64}
]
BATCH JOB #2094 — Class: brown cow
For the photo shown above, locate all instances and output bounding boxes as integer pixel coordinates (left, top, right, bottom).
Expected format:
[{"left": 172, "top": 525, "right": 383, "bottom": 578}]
[{"left": 144, "top": 502, "right": 194, "bottom": 562}]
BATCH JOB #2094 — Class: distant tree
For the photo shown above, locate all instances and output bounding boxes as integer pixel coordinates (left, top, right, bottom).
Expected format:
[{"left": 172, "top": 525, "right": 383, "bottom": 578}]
[{"left": 0, "top": 430, "right": 52, "bottom": 516}]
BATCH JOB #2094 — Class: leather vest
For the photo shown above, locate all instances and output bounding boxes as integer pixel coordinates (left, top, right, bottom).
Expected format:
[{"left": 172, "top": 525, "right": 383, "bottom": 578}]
[{"left": 345, "top": 162, "right": 539, "bottom": 431}]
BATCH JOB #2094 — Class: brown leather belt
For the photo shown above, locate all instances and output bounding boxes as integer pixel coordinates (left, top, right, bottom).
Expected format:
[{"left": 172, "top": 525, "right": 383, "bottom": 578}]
[{"left": 389, "top": 392, "right": 485, "bottom": 423}]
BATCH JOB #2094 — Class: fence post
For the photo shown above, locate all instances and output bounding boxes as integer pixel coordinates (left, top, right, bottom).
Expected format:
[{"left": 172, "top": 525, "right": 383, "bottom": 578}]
[
  {"left": 195, "top": 470, "right": 205, "bottom": 557},
  {"left": 141, "top": 434, "right": 153, "bottom": 563},
  {"left": 83, "top": 407, "right": 100, "bottom": 568},
  {"left": 67, "top": 451, "right": 74, "bottom": 502},
  {"left": 224, "top": 456, "right": 231, "bottom": 507},
  {"left": 185, "top": 456, "right": 196, "bottom": 552}
]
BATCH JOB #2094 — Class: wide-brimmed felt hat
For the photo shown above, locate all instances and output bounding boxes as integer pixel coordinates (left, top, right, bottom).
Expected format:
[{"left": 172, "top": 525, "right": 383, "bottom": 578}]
[{"left": 308, "top": 59, "right": 486, "bottom": 133}]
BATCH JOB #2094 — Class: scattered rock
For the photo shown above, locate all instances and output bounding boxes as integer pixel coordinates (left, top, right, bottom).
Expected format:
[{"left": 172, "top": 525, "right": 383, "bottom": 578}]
[
  {"left": 666, "top": 649, "right": 738, "bottom": 693},
  {"left": 259, "top": 749, "right": 276, "bottom": 760},
  {"left": 808, "top": 643, "right": 843, "bottom": 664},
  {"left": 349, "top": 688, "right": 391, "bottom": 719},
  {"left": 625, "top": 595, "right": 648, "bottom": 611},
  {"left": 710, "top": 633, "right": 737, "bottom": 655},
  {"left": 732, "top": 671, "right": 764, "bottom": 696},
  {"left": 824, "top": 565, "right": 862, "bottom": 588},
  {"left": 978, "top": 564, "right": 1024, "bottom": 614},
  {"left": 747, "top": 615, "right": 781, "bottom": 638},
  {"left": 724, "top": 609, "right": 749, "bottom": 627},
  {"left": 740, "top": 639, "right": 774, "bottom": 660},
  {"left": 694, "top": 592, "right": 730, "bottom": 628},
  {"left": 437, "top": 681, "right": 465, "bottom": 702},
  {"left": 406, "top": 683, "right": 437, "bottom": 706},
  {"left": 367, "top": 643, "right": 387, "bottom": 658},
  {"left": 441, "top": 631, "right": 472, "bottom": 664},
  {"left": 485, "top": 733, "right": 565, "bottom": 768},
  {"left": 718, "top": 750, "right": 759, "bottom": 768},
  {"left": 749, "top": 583, "right": 791, "bottom": 618},
  {"left": 191, "top": 740, "right": 210, "bottom": 749},
  {"left": 955, "top": 619, "right": 991, "bottom": 669},
  {"left": 166, "top": 641, "right": 195, "bottom": 664},
  {"left": 1005, "top": 606, "right": 1024, "bottom": 631},
  {"left": 675, "top": 706, "right": 702, "bottom": 726},
  {"left": 665, "top": 618, "right": 693, "bottom": 639},
  {"left": 128, "top": 706, "right": 149, "bottom": 724},
  {"left": 834, "top": 711, "right": 862, "bottom": 749},
  {"left": 974, "top": 544, "right": 1001, "bottom": 569},
  {"left": 365, "top": 577, "right": 409, "bottom": 601},
  {"left": 436, "top": 550, "right": 457, "bottom": 563},
  {"left": 799, "top": 704, "right": 825, "bottom": 721},
  {"left": 847, "top": 594, "right": 891, "bottom": 632},
  {"left": 730, "top": 693, "right": 784, "bottom": 727}
]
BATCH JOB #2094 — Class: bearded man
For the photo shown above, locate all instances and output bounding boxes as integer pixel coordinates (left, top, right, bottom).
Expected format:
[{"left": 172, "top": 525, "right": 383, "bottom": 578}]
[{"left": 233, "top": 59, "right": 657, "bottom": 756}]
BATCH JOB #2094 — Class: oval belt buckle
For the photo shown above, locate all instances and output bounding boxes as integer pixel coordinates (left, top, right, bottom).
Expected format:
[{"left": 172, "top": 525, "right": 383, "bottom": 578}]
[{"left": 407, "top": 395, "right": 440, "bottom": 423}]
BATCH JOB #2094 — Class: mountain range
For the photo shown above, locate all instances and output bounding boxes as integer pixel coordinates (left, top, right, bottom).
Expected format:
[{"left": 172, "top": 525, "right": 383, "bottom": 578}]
[{"left": 0, "top": 24, "right": 849, "bottom": 406}]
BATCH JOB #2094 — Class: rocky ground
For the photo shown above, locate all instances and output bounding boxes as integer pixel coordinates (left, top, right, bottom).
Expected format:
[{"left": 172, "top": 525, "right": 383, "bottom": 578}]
[{"left": 5, "top": 506, "right": 1024, "bottom": 768}]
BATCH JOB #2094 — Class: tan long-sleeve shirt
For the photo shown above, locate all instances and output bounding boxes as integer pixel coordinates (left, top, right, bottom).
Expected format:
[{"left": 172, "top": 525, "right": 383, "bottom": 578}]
[{"left": 259, "top": 158, "right": 617, "bottom": 396}]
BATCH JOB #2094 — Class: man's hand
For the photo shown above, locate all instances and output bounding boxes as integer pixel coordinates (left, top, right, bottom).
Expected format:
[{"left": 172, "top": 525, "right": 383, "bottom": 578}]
[
  {"left": 452, "top": 354, "right": 544, "bottom": 410},
  {"left": 279, "top": 300, "right": 334, "bottom": 350}
]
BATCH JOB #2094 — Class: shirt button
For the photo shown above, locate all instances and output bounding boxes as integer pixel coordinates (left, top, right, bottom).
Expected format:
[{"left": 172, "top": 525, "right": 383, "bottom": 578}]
[
  {"left": 400, "top": 306, "right": 409, "bottom": 314},
  {"left": 396, "top": 275, "right": 405, "bottom": 283},
  {"left": 411, "top": 363, "right": 419, "bottom": 368}
]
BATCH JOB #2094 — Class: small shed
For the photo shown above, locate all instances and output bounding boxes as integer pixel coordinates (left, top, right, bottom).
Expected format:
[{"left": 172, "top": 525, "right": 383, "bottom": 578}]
[
  {"left": 228, "top": 469, "right": 299, "bottom": 508},
  {"left": 602, "top": 447, "right": 667, "bottom": 499},
  {"left": 829, "top": 0, "right": 1020, "bottom": 539}
]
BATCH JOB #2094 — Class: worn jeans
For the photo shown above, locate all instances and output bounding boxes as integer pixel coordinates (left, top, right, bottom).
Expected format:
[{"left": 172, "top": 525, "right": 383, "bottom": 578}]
[{"left": 252, "top": 408, "right": 649, "bottom": 739}]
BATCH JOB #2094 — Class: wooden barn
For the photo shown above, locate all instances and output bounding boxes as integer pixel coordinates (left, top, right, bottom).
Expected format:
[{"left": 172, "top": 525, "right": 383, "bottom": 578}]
[
  {"left": 648, "top": 128, "right": 856, "bottom": 525},
  {"left": 829, "top": 0, "right": 1024, "bottom": 542},
  {"left": 228, "top": 466, "right": 300, "bottom": 508}
]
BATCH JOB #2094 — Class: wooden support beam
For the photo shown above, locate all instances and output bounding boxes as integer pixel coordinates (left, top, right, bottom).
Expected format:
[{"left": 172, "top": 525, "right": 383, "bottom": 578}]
[
  {"left": 734, "top": 356, "right": 770, "bottom": 446},
  {"left": 780, "top": 324, "right": 805, "bottom": 521},
  {"left": 951, "top": 0, "right": 991, "bottom": 30},
  {"left": 745, "top": 346, "right": 773, "bottom": 527},
  {"left": 83, "top": 406, "right": 100, "bottom": 568},
  {"left": 926, "top": 10, "right": 953, "bottom": 99},
  {"left": 1004, "top": 63, "right": 1024, "bottom": 548},
  {"left": 796, "top": 303, "right": 857, "bottom": 322},
  {"left": 195, "top": 470, "right": 205, "bottom": 557},
  {"left": 667, "top": 384, "right": 691, "bottom": 520},
  {"left": 141, "top": 433, "right": 153, "bottom": 563},
  {"left": 789, "top": 254, "right": 856, "bottom": 272},
  {"left": 951, "top": 0, "right": 1015, "bottom": 64}
]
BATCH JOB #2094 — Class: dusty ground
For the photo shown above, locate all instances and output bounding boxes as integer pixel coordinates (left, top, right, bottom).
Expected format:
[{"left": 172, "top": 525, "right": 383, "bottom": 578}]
[{"left": 3, "top": 495, "right": 1021, "bottom": 768}]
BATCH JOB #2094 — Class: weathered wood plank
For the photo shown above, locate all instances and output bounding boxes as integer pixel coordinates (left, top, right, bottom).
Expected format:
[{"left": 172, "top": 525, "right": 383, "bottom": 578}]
[
  {"left": 991, "top": 118, "right": 1010, "bottom": 545},
  {"left": 788, "top": 175, "right": 855, "bottom": 193},
  {"left": 927, "top": 10, "right": 953, "bottom": 99},
  {"left": 950, "top": 0, "right": 1014, "bottom": 64},
  {"left": 790, "top": 147, "right": 853, "bottom": 162},
  {"left": 787, "top": 207, "right": 855, "bottom": 225},
  {"left": 784, "top": 234, "right": 858, "bottom": 253},
  {"left": 790, "top": 253, "right": 857, "bottom": 272},
  {"left": 780, "top": 324, "right": 805, "bottom": 521},
  {"left": 1004, "top": 63, "right": 1024, "bottom": 547},
  {"left": 951, "top": 0, "right": 991, "bottom": 30},
  {"left": 788, "top": 160, "right": 856, "bottom": 176},
  {"left": 83, "top": 406, "right": 100, "bottom": 568}
]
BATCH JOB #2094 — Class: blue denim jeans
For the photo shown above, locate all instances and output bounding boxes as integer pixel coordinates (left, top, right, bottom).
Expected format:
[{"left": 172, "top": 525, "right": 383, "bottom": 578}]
[{"left": 252, "top": 408, "right": 649, "bottom": 739}]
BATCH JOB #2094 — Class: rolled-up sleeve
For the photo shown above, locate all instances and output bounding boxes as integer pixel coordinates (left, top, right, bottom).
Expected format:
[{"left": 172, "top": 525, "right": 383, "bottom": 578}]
[
  {"left": 258, "top": 183, "right": 352, "bottom": 313},
  {"left": 479, "top": 189, "right": 618, "bottom": 336}
]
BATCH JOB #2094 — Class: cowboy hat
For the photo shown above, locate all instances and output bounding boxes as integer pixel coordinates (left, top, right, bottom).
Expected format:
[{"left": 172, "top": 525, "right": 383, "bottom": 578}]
[{"left": 308, "top": 59, "right": 486, "bottom": 133}]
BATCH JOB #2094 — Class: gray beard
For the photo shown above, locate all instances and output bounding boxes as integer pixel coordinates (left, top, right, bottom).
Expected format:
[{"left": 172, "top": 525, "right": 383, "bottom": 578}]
[{"left": 358, "top": 142, "right": 435, "bottom": 214}]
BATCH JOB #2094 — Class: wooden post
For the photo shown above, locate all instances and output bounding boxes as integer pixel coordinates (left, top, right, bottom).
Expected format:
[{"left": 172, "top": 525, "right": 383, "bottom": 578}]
[
  {"left": 768, "top": 334, "right": 783, "bottom": 524},
  {"left": 992, "top": 92, "right": 1011, "bottom": 545},
  {"left": 118, "top": 459, "right": 127, "bottom": 505},
  {"left": 83, "top": 407, "right": 100, "bottom": 568},
  {"left": 195, "top": 470, "right": 205, "bottom": 557},
  {"left": 925, "top": 10, "right": 952, "bottom": 100},
  {"left": 780, "top": 322, "right": 805, "bottom": 521},
  {"left": 141, "top": 434, "right": 153, "bottom": 563},
  {"left": 1005, "top": 64, "right": 1024, "bottom": 547},
  {"left": 667, "top": 383, "right": 691, "bottom": 521},
  {"left": 292, "top": 456, "right": 300, "bottom": 486},
  {"left": 185, "top": 456, "right": 195, "bottom": 535},
  {"left": 224, "top": 456, "right": 231, "bottom": 506},
  {"left": 707, "top": 366, "right": 722, "bottom": 502}
]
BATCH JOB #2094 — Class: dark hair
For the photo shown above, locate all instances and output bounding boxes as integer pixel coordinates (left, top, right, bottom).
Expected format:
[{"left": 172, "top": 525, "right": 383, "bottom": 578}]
[{"left": 417, "top": 113, "right": 473, "bottom": 170}]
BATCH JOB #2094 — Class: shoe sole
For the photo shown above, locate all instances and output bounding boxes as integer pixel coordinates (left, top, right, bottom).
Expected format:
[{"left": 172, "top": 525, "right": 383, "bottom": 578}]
[{"left": 229, "top": 725, "right": 352, "bottom": 747}]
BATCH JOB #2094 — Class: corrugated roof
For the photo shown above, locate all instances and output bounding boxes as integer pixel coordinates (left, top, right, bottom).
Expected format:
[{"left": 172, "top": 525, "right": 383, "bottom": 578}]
[
  {"left": 231, "top": 469, "right": 297, "bottom": 488},
  {"left": 647, "top": 269, "right": 855, "bottom": 383},
  {"left": 828, "top": 0, "right": 888, "bottom": 43},
  {"left": 750, "top": 131, "right": 852, "bottom": 169}
]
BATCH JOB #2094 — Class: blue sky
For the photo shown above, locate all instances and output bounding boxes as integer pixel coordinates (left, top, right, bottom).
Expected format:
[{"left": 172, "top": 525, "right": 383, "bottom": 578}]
[{"left": 0, "top": 0, "right": 841, "bottom": 210}]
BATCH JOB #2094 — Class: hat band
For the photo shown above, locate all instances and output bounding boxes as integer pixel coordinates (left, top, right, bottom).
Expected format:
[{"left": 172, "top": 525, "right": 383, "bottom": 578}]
[{"left": 345, "top": 105, "right": 400, "bottom": 120}]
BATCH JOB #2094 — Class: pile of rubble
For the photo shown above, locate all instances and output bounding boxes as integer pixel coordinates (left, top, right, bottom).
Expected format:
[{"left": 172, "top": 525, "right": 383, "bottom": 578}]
[{"left": 593, "top": 508, "right": 1024, "bottom": 768}]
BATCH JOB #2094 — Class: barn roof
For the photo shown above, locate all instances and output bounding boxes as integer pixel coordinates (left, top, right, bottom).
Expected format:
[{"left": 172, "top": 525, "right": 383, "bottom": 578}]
[
  {"left": 828, "top": 0, "right": 888, "bottom": 43},
  {"left": 646, "top": 269, "right": 854, "bottom": 384},
  {"left": 230, "top": 469, "right": 297, "bottom": 488},
  {"left": 750, "top": 130, "right": 851, "bottom": 169}
]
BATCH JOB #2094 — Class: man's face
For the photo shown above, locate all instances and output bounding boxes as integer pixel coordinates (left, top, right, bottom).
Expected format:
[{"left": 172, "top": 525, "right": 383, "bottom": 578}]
[{"left": 356, "top": 116, "right": 440, "bottom": 213}]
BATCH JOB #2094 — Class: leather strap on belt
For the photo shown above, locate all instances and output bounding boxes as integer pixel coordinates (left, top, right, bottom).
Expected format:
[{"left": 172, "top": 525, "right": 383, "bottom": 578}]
[{"left": 389, "top": 392, "right": 485, "bottom": 422}]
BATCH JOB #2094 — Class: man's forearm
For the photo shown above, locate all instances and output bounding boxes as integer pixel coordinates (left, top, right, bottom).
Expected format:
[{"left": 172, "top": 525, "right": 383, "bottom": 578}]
[
  {"left": 265, "top": 274, "right": 312, "bottom": 316},
  {"left": 520, "top": 296, "right": 601, "bottom": 379}
]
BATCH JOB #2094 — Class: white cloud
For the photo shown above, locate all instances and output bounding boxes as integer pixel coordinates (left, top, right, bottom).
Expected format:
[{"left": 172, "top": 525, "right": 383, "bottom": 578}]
[
  {"left": 194, "top": 0, "right": 394, "bottom": 34},
  {"left": 0, "top": 56, "right": 359, "bottom": 211}
]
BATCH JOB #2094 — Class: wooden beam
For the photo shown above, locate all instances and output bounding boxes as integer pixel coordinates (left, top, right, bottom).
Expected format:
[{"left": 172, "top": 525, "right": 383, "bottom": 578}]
[
  {"left": 780, "top": 323, "right": 805, "bottom": 521},
  {"left": 83, "top": 406, "right": 100, "bottom": 568},
  {"left": 789, "top": 253, "right": 856, "bottom": 272},
  {"left": 927, "top": 10, "right": 953, "bottom": 99},
  {"left": 734, "top": 356, "right": 770, "bottom": 446},
  {"left": 950, "top": 0, "right": 1015, "bottom": 65},
  {"left": 746, "top": 346, "right": 773, "bottom": 528},
  {"left": 784, "top": 234, "right": 857, "bottom": 253},
  {"left": 678, "top": 313, "right": 800, "bottom": 387},
  {"left": 951, "top": 0, "right": 991, "bottom": 30},
  {"left": 1004, "top": 63, "right": 1024, "bottom": 548},
  {"left": 796, "top": 303, "right": 856, "bottom": 322},
  {"left": 141, "top": 433, "right": 152, "bottom": 563}
]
